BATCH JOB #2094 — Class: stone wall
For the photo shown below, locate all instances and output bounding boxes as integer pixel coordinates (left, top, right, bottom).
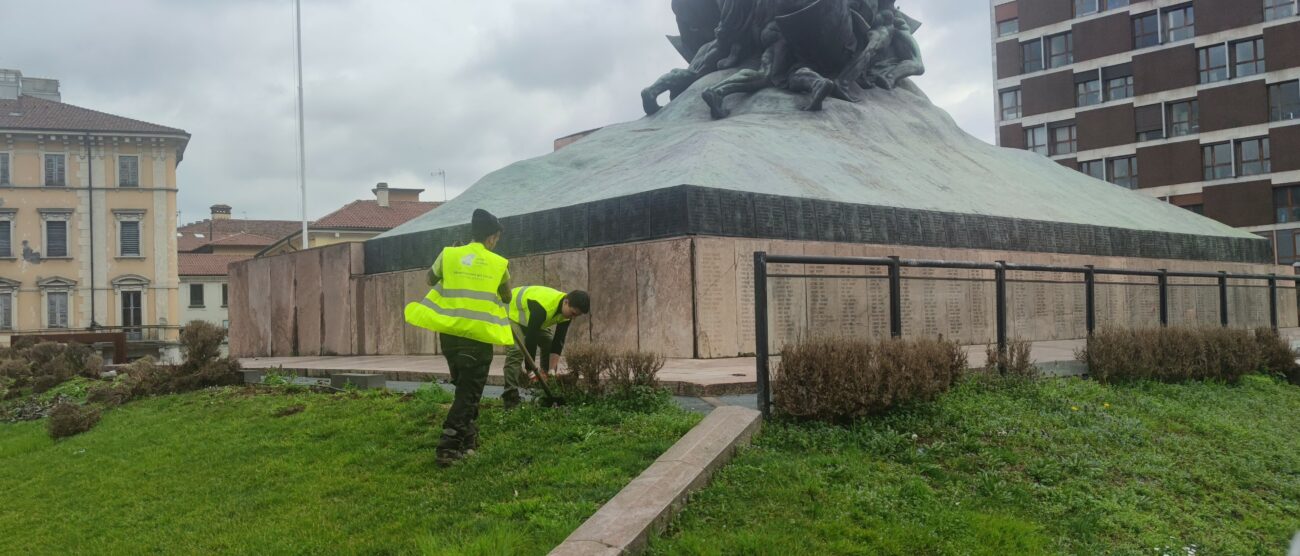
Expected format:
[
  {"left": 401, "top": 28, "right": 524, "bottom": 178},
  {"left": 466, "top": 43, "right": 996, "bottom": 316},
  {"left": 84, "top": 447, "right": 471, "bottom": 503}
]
[{"left": 229, "top": 237, "right": 1298, "bottom": 360}]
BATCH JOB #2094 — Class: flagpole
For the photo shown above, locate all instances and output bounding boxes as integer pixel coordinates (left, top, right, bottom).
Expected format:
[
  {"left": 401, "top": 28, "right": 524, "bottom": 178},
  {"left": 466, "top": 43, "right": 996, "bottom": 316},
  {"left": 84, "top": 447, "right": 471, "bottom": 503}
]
[{"left": 294, "top": 0, "right": 309, "bottom": 250}]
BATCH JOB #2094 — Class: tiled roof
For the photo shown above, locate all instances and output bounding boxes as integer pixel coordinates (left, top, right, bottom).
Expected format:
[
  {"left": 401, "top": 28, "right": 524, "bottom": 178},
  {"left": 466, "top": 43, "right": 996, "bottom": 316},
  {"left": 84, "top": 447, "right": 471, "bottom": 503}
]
[
  {"left": 178, "top": 253, "right": 250, "bottom": 277},
  {"left": 312, "top": 200, "right": 440, "bottom": 231},
  {"left": 0, "top": 95, "right": 189, "bottom": 136},
  {"left": 205, "top": 232, "right": 278, "bottom": 247},
  {"left": 177, "top": 218, "right": 301, "bottom": 253}
]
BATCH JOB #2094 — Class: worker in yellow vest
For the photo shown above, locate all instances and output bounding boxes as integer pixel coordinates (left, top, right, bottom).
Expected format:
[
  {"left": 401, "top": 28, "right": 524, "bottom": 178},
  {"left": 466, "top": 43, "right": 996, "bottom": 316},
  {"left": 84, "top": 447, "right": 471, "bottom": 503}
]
[
  {"left": 502, "top": 286, "right": 591, "bottom": 409},
  {"left": 404, "top": 208, "right": 513, "bottom": 467}
]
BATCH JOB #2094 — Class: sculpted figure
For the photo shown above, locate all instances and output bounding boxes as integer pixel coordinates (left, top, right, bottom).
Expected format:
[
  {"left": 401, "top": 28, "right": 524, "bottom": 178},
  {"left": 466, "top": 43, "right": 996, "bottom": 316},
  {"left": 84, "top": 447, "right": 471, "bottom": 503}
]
[{"left": 643, "top": 0, "right": 925, "bottom": 118}]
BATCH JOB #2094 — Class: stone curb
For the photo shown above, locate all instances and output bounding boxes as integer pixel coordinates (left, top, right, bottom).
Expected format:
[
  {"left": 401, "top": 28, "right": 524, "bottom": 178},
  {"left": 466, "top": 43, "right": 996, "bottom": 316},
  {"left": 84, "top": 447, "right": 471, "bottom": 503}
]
[{"left": 549, "top": 405, "right": 763, "bottom": 556}]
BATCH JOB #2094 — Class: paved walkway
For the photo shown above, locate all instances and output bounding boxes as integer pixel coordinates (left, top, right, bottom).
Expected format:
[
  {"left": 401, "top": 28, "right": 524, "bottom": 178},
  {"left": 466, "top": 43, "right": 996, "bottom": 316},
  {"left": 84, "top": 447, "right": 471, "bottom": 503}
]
[{"left": 239, "top": 338, "right": 1118, "bottom": 396}]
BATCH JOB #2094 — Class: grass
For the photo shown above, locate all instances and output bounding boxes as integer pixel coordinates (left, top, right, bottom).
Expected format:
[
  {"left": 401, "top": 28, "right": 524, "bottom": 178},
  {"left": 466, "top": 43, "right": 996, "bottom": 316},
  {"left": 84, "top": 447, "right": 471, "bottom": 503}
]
[
  {"left": 650, "top": 375, "right": 1300, "bottom": 556},
  {"left": 0, "top": 386, "right": 700, "bottom": 555}
]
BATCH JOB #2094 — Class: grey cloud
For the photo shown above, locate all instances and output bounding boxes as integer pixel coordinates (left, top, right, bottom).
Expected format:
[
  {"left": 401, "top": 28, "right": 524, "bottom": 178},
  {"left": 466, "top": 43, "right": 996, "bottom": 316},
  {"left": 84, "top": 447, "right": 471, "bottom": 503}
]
[{"left": 0, "top": 0, "right": 996, "bottom": 223}]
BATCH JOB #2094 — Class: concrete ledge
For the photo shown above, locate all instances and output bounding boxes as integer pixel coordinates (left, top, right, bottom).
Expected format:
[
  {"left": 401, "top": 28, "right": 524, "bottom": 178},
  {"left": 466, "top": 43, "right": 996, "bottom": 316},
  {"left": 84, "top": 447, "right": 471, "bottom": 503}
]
[{"left": 550, "top": 405, "right": 762, "bottom": 556}]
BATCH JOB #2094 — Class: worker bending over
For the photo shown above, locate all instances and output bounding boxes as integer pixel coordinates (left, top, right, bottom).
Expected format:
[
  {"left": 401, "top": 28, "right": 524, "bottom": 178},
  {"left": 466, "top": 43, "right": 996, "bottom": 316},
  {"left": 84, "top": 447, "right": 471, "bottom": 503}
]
[{"left": 502, "top": 286, "right": 591, "bottom": 409}]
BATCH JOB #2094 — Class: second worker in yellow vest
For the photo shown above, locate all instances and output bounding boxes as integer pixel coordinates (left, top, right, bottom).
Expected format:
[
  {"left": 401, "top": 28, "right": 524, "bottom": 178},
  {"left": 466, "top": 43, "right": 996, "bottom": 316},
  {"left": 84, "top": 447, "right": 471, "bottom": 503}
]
[{"left": 502, "top": 286, "right": 591, "bottom": 409}]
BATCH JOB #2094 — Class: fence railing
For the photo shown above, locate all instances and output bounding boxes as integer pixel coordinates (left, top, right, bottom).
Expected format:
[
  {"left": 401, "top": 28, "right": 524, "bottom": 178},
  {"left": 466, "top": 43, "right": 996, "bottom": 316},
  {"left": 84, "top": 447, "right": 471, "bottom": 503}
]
[{"left": 752, "top": 252, "right": 1298, "bottom": 418}]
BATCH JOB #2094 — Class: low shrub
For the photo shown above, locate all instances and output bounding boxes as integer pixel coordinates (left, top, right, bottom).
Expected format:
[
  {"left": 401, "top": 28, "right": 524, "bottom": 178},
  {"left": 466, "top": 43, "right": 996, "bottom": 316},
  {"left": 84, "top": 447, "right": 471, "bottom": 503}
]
[
  {"left": 554, "top": 345, "right": 669, "bottom": 409},
  {"left": 773, "top": 336, "right": 967, "bottom": 422},
  {"left": 983, "top": 339, "right": 1038, "bottom": 379},
  {"left": 1253, "top": 327, "right": 1300, "bottom": 385},
  {"left": 0, "top": 342, "right": 103, "bottom": 393},
  {"left": 46, "top": 401, "right": 101, "bottom": 439},
  {"left": 1078, "top": 327, "right": 1287, "bottom": 384},
  {"left": 180, "top": 321, "right": 226, "bottom": 370}
]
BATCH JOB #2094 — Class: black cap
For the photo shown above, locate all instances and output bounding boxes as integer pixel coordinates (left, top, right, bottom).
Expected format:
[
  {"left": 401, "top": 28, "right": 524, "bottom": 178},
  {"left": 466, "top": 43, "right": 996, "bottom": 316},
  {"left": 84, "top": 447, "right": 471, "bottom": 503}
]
[{"left": 471, "top": 208, "right": 503, "bottom": 240}]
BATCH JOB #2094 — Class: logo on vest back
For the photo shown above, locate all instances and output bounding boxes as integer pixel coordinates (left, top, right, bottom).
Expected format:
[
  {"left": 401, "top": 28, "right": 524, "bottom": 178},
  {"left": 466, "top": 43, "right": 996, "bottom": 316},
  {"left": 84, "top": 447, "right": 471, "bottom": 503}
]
[{"left": 460, "top": 253, "right": 477, "bottom": 267}]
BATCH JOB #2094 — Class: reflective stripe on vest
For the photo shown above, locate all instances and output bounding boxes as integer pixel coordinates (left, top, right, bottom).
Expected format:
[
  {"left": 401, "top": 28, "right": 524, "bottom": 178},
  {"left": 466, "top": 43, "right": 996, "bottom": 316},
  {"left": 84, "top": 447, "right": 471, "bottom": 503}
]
[
  {"left": 404, "top": 243, "right": 514, "bottom": 346},
  {"left": 507, "top": 285, "right": 569, "bottom": 329}
]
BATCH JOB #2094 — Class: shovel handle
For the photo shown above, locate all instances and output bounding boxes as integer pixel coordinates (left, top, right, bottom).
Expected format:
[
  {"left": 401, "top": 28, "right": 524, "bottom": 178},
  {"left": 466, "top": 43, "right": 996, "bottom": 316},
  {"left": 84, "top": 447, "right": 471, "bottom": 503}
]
[{"left": 510, "top": 323, "right": 557, "bottom": 398}]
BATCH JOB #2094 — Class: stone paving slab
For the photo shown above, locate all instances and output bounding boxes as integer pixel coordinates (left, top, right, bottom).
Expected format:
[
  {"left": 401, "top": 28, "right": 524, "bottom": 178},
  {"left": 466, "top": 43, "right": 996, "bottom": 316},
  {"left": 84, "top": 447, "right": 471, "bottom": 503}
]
[{"left": 549, "top": 406, "right": 762, "bottom": 556}]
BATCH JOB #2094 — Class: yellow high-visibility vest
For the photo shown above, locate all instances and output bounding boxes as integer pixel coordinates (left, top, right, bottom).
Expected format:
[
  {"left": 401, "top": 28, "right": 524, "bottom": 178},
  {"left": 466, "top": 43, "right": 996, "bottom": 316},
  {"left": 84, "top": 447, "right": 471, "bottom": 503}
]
[
  {"left": 404, "top": 242, "right": 514, "bottom": 346},
  {"left": 506, "top": 286, "right": 569, "bottom": 329}
]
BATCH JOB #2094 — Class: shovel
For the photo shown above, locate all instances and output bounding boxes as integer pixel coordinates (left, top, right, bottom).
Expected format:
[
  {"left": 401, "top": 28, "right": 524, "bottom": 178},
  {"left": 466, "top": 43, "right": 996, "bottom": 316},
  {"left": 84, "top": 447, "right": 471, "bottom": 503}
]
[{"left": 510, "top": 323, "right": 565, "bottom": 406}]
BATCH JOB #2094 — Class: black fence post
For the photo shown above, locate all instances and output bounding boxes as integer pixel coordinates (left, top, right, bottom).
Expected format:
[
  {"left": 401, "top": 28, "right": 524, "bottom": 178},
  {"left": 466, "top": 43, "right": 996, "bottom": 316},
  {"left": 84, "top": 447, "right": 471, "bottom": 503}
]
[
  {"left": 1158, "top": 269, "right": 1169, "bottom": 327},
  {"left": 1269, "top": 275, "right": 1279, "bottom": 331},
  {"left": 753, "top": 251, "right": 770, "bottom": 420},
  {"left": 888, "top": 256, "right": 903, "bottom": 338},
  {"left": 1084, "top": 265, "right": 1096, "bottom": 335},
  {"left": 995, "top": 261, "right": 1007, "bottom": 371},
  {"left": 1218, "top": 272, "right": 1229, "bottom": 328}
]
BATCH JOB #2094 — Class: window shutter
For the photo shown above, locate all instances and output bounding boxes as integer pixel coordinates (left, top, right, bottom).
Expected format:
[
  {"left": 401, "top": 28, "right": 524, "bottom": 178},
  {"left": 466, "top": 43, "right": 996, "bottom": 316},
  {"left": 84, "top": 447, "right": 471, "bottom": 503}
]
[
  {"left": 120, "top": 221, "right": 141, "bottom": 256},
  {"left": 47, "top": 221, "right": 67, "bottom": 258},
  {"left": 120, "top": 157, "right": 139, "bottom": 187},
  {"left": 48, "top": 292, "right": 68, "bottom": 328},
  {"left": 0, "top": 294, "right": 11, "bottom": 330},
  {"left": 1134, "top": 104, "right": 1163, "bottom": 134},
  {"left": 0, "top": 221, "right": 10, "bottom": 257},
  {"left": 0, "top": 153, "right": 9, "bottom": 184},
  {"left": 1102, "top": 63, "right": 1133, "bottom": 81}
]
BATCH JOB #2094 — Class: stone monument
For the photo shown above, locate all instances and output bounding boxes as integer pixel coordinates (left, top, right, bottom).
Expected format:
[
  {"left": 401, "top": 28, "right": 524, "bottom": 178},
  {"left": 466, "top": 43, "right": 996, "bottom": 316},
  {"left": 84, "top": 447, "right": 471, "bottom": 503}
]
[{"left": 228, "top": 0, "right": 1296, "bottom": 361}]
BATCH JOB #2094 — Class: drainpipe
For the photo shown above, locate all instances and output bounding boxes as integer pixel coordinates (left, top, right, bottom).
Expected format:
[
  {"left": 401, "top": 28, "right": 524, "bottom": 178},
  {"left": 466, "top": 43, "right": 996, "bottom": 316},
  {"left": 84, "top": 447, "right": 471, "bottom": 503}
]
[{"left": 83, "top": 132, "right": 98, "bottom": 330}]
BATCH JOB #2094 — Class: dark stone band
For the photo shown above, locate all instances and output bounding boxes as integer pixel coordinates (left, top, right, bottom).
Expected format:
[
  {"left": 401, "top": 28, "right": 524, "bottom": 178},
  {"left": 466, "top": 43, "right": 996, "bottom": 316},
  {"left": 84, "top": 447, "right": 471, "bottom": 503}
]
[{"left": 364, "top": 185, "right": 1272, "bottom": 275}]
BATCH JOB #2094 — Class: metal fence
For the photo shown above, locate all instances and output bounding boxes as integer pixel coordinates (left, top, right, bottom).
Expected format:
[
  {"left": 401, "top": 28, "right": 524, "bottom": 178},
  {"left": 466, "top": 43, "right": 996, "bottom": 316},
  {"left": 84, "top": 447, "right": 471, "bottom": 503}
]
[{"left": 752, "top": 252, "right": 1298, "bottom": 418}]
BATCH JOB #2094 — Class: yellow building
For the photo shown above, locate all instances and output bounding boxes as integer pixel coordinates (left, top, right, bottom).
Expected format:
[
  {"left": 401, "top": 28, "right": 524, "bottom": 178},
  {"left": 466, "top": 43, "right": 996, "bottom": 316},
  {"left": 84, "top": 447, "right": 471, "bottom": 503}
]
[{"left": 0, "top": 69, "right": 190, "bottom": 354}]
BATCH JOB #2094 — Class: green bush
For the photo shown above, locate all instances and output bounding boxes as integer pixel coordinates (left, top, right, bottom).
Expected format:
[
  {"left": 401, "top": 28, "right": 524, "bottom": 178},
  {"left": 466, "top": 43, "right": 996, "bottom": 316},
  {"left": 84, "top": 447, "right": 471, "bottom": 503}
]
[
  {"left": 773, "top": 336, "right": 968, "bottom": 422},
  {"left": 1252, "top": 327, "right": 1300, "bottom": 385},
  {"left": 46, "top": 401, "right": 101, "bottom": 439},
  {"left": 1, "top": 342, "right": 103, "bottom": 394},
  {"left": 1078, "top": 327, "right": 1292, "bottom": 384}
]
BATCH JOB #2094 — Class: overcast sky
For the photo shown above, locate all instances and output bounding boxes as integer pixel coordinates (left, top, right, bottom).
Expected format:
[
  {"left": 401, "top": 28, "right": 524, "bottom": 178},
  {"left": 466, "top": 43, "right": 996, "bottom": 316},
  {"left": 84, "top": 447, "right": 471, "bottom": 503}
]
[{"left": 0, "top": 0, "right": 994, "bottom": 224}]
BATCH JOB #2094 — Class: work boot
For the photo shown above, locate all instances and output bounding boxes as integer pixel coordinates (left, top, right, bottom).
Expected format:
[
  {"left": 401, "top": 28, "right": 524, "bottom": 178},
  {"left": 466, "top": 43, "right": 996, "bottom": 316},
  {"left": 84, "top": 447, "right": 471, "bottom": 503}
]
[
  {"left": 502, "top": 392, "right": 521, "bottom": 411},
  {"left": 435, "top": 449, "right": 463, "bottom": 468}
]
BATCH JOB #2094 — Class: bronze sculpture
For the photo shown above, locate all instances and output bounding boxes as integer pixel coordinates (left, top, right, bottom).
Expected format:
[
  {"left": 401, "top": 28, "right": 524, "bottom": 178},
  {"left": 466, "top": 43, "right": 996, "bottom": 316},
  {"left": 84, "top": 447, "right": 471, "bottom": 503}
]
[{"left": 641, "top": 0, "right": 925, "bottom": 119}]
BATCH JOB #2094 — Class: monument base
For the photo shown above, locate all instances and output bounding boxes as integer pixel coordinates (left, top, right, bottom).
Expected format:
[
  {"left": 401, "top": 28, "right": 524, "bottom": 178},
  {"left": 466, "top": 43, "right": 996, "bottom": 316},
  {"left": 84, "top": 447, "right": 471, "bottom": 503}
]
[{"left": 228, "top": 240, "right": 1297, "bottom": 360}]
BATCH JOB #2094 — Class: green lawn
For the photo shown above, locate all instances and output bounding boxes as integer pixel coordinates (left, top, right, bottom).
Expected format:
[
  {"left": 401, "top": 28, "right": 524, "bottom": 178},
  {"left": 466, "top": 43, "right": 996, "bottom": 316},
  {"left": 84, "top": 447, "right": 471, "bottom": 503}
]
[
  {"left": 0, "top": 386, "right": 700, "bottom": 555},
  {"left": 650, "top": 375, "right": 1300, "bottom": 555}
]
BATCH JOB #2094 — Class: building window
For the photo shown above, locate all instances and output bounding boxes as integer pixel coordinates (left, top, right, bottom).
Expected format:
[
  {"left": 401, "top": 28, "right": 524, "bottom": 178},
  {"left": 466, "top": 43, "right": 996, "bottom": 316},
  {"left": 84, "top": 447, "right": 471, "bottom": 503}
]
[
  {"left": 0, "top": 153, "right": 9, "bottom": 185},
  {"left": 44, "top": 219, "right": 68, "bottom": 258},
  {"left": 119, "top": 221, "right": 141, "bottom": 257},
  {"left": 1022, "top": 39, "right": 1043, "bottom": 73},
  {"left": 1000, "top": 88, "right": 1022, "bottom": 120},
  {"left": 0, "top": 291, "right": 11, "bottom": 331},
  {"left": 0, "top": 218, "right": 10, "bottom": 258},
  {"left": 190, "top": 284, "right": 205, "bottom": 308},
  {"left": 1133, "top": 12, "right": 1160, "bottom": 49},
  {"left": 1164, "top": 5, "right": 1195, "bottom": 43},
  {"left": 1167, "top": 99, "right": 1199, "bottom": 137},
  {"left": 1051, "top": 122, "right": 1078, "bottom": 156},
  {"left": 998, "top": 18, "right": 1019, "bottom": 37},
  {"left": 1271, "top": 81, "right": 1300, "bottom": 122},
  {"left": 1080, "top": 160, "right": 1105, "bottom": 180},
  {"left": 1237, "top": 137, "right": 1270, "bottom": 177},
  {"left": 1203, "top": 142, "right": 1233, "bottom": 181},
  {"left": 1198, "top": 45, "right": 1228, "bottom": 84},
  {"left": 1233, "top": 38, "right": 1266, "bottom": 78},
  {"left": 1047, "top": 33, "right": 1073, "bottom": 69},
  {"left": 1107, "top": 157, "right": 1138, "bottom": 189},
  {"left": 1106, "top": 0, "right": 1130, "bottom": 8},
  {"left": 1183, "top": 204, "right": 1204, "bottom": 215},
  {"left": 1135, "top": 104, "right": 1165, "bottom": 142},
  {"left": 1106, "top": 75, "right": 1133, "bottom": 101},
  {"left": 1075, "top": 0, "right": 1099, "bottom": 17},
  {"left": 1025, "top": 126, "right": 1049, "bottom": 156},
  {"left": 44, "top": 154, "right": 66, "bottom": 187},
  {"left": 1076, "top": 75, "right": 1102, "bottom": 107},
  {"left": 1276, "top": 186, "right": 1300, "bottom": 224},
  {"left": 1265, "top": 0, "right": 1296, "bottom": 20},
  {"left": 118, "top": 156, "right": 140, "bottom": 188},
  {"left": 47, "top": 291, "right": 69, "bottom": 329},
  {"left": 222, "top": 284, "right": 229, "bottom": 308}
]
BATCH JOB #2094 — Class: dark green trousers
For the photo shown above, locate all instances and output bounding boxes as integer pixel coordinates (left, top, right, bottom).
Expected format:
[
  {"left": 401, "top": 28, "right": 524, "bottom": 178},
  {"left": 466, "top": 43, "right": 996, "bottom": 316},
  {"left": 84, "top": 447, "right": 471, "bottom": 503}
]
[{"left": 437, "top": 334, "right": 494, "bottom": 457}]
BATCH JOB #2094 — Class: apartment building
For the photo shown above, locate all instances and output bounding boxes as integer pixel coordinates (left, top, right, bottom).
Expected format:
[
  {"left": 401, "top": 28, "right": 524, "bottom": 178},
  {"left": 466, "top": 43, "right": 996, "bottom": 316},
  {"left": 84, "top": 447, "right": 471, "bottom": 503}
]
[
  {"left": 990, "top": 0, "right": 1300, "bottom": 262},
  {"left": 0, "top": 69, "right": 190, "bottom": 352},
  {"left": 177, "top": 204, "right": 299, "bottom": 330}
]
